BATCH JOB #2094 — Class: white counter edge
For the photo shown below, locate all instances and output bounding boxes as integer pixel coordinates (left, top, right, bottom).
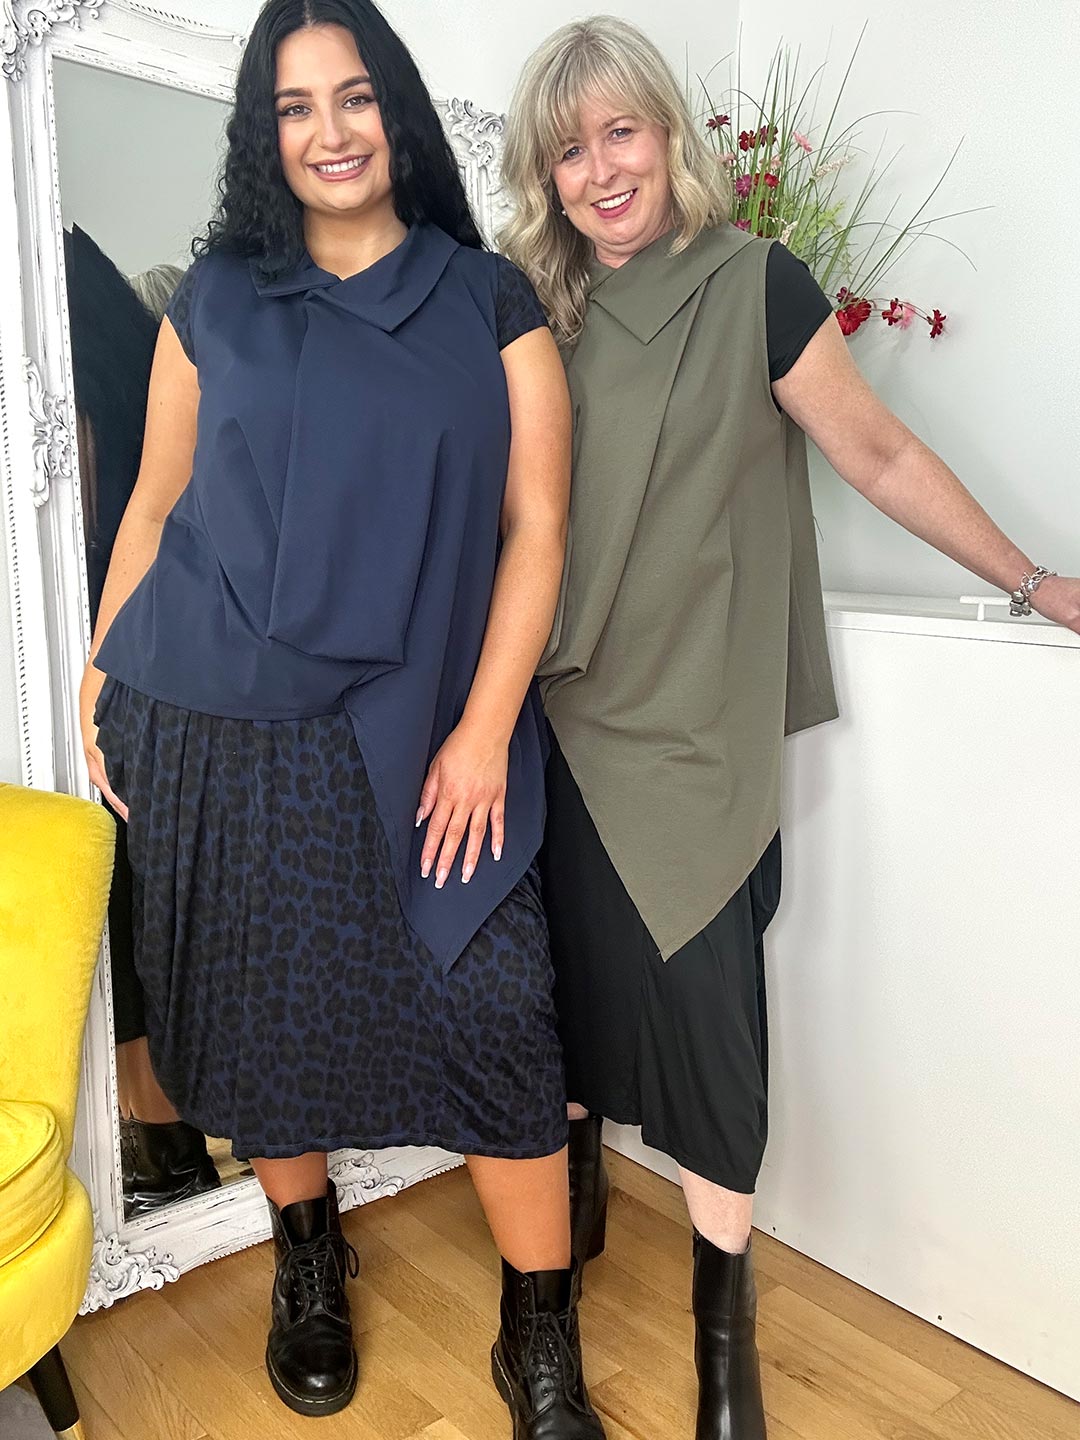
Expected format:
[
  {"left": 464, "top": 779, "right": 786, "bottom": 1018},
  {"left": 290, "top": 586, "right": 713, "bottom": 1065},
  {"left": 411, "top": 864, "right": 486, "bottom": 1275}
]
[{"left": 823, "top": 591, "right": 1080, "bottom": 649}]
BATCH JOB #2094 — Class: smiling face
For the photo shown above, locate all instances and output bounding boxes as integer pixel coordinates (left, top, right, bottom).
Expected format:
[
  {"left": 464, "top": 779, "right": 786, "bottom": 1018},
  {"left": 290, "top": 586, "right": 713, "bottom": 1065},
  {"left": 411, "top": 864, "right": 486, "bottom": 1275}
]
[
  {"left": 550, "top": 94, "right": 673, "bottom": 268},
  {"left": 274, "top": 23, "right": 394, "bottom": 226}
]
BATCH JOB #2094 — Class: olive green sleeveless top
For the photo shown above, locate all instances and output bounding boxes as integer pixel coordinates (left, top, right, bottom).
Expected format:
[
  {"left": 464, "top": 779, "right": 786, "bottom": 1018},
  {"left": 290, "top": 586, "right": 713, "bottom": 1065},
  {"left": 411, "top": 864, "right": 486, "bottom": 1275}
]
[{"left": 539, "top": 224, "right": 838, "bottom": 959}]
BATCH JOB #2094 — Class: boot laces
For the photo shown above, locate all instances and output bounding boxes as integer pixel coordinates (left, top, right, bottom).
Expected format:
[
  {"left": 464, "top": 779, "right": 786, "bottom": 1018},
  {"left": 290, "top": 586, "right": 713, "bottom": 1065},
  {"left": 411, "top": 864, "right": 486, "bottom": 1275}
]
[
  {"left": 282, "top": 1231, "right": 360, "bottom": 1317},
  {"left": 523, "top": 1305, "right": 582, "bottom": 1396}
]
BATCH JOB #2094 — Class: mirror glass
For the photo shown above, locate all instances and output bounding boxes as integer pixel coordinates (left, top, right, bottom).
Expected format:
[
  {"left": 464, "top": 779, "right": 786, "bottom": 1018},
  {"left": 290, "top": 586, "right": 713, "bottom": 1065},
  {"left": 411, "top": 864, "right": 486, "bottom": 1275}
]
[{"left": 54, "top": 58, "right": 245, "bottom": 1217}]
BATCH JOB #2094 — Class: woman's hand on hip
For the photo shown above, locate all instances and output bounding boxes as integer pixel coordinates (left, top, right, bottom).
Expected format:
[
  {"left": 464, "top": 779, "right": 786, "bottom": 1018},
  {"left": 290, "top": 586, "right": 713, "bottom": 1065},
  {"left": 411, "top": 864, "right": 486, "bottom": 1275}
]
[
  {"left": 416, "top": 721, "right": 508, "bottom": 889},
  {"left": 80, "top": 662, "right": 128, "bottom": 821}
]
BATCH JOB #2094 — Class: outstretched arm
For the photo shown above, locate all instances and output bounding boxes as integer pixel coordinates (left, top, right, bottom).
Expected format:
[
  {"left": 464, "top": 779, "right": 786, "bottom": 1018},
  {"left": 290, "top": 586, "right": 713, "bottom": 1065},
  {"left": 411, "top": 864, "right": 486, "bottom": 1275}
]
[{"left": 772, "top": 317, "right": 1080, "bottom": 633}]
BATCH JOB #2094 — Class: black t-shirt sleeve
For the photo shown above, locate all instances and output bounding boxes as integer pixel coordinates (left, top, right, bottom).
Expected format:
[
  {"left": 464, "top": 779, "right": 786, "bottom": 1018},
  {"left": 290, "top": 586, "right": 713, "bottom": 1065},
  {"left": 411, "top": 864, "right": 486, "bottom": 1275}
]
[
  {"left": 494, "top": 254, "right": 549, "bottom": 350},
  {"left": 766, "top": 243, "right": 834, "bottom": 382},
  {"left": 164, "top": 260, "right": 200, "bottom": 365}
]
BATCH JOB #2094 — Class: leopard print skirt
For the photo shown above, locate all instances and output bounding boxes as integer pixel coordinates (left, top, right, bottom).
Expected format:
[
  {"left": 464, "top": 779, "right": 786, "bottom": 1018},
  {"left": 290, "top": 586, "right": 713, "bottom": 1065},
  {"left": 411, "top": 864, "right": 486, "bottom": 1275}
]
[{"left": 94, "top": 679, "right": 567, "bottom": 1161}]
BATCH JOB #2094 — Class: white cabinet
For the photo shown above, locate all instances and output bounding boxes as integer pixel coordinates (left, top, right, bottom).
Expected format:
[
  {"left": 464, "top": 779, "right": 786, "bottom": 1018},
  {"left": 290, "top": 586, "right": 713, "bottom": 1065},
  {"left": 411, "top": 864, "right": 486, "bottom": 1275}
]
[{"left": 607, "top": 594, "right": 1080, "bottom": 1398}]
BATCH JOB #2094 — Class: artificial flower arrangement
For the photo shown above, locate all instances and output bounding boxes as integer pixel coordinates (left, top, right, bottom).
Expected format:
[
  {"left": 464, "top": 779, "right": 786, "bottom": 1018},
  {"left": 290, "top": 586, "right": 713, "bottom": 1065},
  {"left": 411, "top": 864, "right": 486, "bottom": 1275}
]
[{"left": 699, "top": 30, "right": 968, "bottom": 340}]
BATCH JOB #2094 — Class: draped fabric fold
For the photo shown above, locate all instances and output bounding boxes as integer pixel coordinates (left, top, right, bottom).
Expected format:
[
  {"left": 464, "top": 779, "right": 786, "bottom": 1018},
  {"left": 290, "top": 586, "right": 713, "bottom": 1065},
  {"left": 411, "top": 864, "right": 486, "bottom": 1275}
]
[
  {"left": 539, "top": 227, "right": 837, "bottom": 962},
  {"left": 97, "top": 225, "right": 547, "bottom": 969}
]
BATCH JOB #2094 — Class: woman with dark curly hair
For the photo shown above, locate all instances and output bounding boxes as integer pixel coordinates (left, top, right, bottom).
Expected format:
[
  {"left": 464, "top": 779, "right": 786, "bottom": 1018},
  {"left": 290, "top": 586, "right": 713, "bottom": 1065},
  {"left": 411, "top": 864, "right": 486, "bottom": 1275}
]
[{"left": 78, "top": 2, "right": 598, "bottom": 1431}]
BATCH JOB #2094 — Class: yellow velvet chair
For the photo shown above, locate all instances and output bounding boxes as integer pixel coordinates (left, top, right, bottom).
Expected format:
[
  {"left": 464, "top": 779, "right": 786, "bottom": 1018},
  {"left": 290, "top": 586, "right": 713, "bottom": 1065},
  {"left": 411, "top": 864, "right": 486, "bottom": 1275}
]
[{"left": 0, "top": 783, "right": 115, "bottom": 1438}]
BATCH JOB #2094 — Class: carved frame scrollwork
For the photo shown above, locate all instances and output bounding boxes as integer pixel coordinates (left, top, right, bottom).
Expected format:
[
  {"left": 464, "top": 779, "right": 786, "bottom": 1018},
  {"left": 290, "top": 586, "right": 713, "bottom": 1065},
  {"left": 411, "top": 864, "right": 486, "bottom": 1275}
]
[
  {"left": 2, "top": 1, "right": 106, "bottom": 84},
  {"left": 1, "top": 0, "right": 512, "bottom": 1309}
]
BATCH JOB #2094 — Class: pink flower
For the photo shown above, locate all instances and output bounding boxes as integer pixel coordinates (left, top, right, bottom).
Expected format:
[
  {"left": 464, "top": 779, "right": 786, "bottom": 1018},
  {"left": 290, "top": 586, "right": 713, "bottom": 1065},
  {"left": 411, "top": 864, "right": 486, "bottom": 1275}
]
[
  {"left": 793, "top": 131, "right": 813, "bottom": 153},
  {"left": 719, "top": 151, "right": 737, "bottom": 166},
  {"left": 882, "top": 298, "right": 905, "bottom": 327},
  {"left": 735, "top": 174, "right": 753, "bottom": 197},
  {"left": 898, "top": 303, "right": 916, "bottom": 330},
  {"left": 766, "top": 154, "right": 782, "bottom": 174},
  {"left": 734, "top": 218, "right": 751, "bottom": 231}
]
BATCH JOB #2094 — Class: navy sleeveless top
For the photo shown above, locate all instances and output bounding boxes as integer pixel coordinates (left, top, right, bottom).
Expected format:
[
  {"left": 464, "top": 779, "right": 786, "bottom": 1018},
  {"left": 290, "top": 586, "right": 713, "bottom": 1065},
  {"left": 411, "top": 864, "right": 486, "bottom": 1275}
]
[{"left": 96, "top": 223, "right": 550, "bottom": 970}]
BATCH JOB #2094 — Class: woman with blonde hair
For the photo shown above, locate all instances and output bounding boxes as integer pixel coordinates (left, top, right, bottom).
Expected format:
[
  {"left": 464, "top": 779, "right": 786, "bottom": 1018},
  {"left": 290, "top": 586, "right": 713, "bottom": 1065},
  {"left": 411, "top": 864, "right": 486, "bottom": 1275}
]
[{"left": 502, "top": 16, "right": 1080, "bottom": 1437}]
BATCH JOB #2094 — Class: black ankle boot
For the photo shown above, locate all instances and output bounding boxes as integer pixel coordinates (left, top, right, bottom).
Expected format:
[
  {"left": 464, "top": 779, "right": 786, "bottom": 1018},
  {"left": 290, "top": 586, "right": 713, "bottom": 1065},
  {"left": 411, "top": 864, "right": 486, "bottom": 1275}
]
[
  {"left": 568, "top": 1114, "right": 609, "bottom": 1273},
  {"left": 120, "top": 1117, "right": 221, "bottom": 1216},
  {"left": 692, "top": 1230, "right": 768, "bottom": 1439},
  {"left": 265, "top": 1184, "right": 360, "bottom": 1416},
  {"left": 491, "top": 1260, "right": 606, "bottom": 1438}
]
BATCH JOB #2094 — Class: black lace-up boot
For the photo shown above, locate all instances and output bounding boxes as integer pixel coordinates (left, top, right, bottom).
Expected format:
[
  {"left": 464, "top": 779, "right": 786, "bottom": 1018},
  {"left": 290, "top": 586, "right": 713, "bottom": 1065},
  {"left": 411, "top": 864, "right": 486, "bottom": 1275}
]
[
  {"left": 491, "top": 1259, "right": 606, "bottom": 1439},
  {"left": 568, "top": 1114, "right": 609, "bottom": 1276},
  {"left": 265, "top": 1183, "right": 360, "bottom": 1416},
  {"left": 120, "top": 1117, "right": 221, "bottom": 1217},
  {"left": 692, "top": 1230, "right": 768, "bottom": 1439}
]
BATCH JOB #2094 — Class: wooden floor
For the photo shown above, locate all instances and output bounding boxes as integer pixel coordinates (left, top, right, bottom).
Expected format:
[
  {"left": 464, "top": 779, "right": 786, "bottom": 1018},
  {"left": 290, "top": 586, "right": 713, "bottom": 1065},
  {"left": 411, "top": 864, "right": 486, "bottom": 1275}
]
[{"left": 63, "top": 1151, "right": 1077, "bottom": 1440}]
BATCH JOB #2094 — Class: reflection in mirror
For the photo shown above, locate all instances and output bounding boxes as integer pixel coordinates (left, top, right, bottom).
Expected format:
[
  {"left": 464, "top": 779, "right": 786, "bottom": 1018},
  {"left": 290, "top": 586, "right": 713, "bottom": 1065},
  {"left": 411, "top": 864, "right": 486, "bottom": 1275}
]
[{"left": 53, "top": 59, "right": 248, "bottom": 1217}]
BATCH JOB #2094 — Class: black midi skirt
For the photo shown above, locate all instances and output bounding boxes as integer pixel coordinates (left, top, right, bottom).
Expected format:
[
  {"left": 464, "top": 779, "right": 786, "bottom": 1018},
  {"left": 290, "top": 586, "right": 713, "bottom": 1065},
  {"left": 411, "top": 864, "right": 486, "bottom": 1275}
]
[
  {"left": 540, "top": 735, "right": 781, "bottom": 1194},
  {"left": 94, "top": 679, "right": 567, "bottom": 1162}
]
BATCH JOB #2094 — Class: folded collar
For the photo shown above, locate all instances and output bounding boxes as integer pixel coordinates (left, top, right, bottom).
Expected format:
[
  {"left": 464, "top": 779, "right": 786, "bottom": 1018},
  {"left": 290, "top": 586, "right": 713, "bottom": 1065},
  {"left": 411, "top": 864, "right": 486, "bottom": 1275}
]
[
  {"left": 588, "top": 224, "right": 755, "bottom": 344},
  {"left": 251, "top": 223, "right": 459, "bottom": 332}
]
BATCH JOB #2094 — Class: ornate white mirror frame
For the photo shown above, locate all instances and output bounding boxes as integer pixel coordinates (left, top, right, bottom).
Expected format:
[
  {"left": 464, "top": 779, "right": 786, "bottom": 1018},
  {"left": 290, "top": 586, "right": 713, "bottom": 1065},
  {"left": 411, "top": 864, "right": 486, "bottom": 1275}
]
[{"left": 1, "top": 0, "right": 511, "bottom": 1313}]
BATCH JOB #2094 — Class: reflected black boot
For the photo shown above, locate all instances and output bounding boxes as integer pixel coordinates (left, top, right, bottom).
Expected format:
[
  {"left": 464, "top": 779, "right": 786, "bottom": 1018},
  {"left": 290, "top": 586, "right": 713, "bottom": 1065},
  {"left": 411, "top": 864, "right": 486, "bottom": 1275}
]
[
  {"left": 120, "top": 1117, "right": 221, "bottom": 1216},
  {"left": 265, "top": 1183, "right": 360, "bottom": 1416},
  {"left": 568, "top": 1114, "right": 609, "bottom": 1275},
  {"left": 492, "top": 1259, "right": 606, "bottom": 1438},
  {"left": 692, "top": 1230, "right": 768, "bottom": 1439}
]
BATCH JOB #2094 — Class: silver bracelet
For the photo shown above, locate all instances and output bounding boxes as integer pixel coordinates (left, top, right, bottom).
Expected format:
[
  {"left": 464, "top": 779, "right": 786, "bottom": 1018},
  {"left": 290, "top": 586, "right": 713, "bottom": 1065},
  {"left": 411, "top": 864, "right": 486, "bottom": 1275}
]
[{"left": 1009, "top": 565, "right": 1057, "bottom": 616}]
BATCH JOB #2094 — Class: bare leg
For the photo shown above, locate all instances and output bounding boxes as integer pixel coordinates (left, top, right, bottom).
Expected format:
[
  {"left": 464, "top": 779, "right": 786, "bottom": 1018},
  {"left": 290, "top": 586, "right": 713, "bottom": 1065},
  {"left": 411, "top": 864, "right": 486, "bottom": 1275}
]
[
  {"left": 251, "top": 1153, "right": 330, "bottom": 1208},
  {"left": 568, "top": 1105, "right": 752, "bottom": 1253},
  {"left": 679, "top": 1166, "right": 753, "bottom": 1254},
  {"left": 115, "top": 1037, "right": 181, "bottom": 1122},
  {"left": 466, "top": 1149, "right": 571, "bottom": 1272}
]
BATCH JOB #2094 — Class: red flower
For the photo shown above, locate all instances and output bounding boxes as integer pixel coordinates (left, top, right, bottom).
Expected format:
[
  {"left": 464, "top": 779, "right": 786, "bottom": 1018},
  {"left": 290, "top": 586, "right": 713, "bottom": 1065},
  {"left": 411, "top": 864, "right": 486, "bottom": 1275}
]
[
  {"left": 928, "top": 308, "right": 947, "bottom": 338},
  {"left": 735, "top": 174, "right": 753, "bottom": 198},
  {"left": 836, "top": 286, "right": 850, "bottom": 303},
  {"left": 738, "top": 129, "right": 757, "bottom": 151},
  {"left": 734, "top": 218, "right": 751, "bottom": 231},
  {"left": 836, "top": 299, "right": 873, "bottom": 336},
  {"left": 758, "top": 124, "right": 778, "bottom": 145},
  {"left": 761, "top": 171, "right": 779, "bottom": 189},
  {"left": 882, "top": 298, "right": 904, "bottom": 326},
  {"left": 706, "top": 113, "right": 731, "bottom": 130}
]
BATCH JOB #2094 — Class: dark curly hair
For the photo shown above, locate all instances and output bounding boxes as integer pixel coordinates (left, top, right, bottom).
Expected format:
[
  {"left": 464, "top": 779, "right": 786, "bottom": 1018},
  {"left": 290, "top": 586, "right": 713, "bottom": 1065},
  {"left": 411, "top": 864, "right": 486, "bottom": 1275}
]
[{"left": 199, "top": 0, "right": 483, "bottom": 278}]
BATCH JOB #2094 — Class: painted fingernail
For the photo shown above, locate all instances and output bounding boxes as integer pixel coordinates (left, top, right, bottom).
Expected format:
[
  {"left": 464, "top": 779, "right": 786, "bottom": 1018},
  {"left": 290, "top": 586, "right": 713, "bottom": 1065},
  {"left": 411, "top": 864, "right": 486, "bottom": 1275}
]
[
  {"left": 493, "top": 843, "right": 502, "bottom": 861},
  {"left": 415, "top": 807, "right": 424, "bottom": 828},
  {"left": 462, "top": 864, "right": 473, "bottom": 884},
  {"left": 436, "top": 868, "right": 448, "bottom": 889},
  {"left": 421, "top": 860, "right": 431, "bottom": 879}
]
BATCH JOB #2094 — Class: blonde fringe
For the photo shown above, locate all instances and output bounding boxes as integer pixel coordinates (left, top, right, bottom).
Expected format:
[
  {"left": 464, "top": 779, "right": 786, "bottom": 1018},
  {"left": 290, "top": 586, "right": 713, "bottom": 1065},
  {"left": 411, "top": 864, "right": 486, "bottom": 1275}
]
[{"left": 499, "top": 16, "right": 731, "bottom": 348}]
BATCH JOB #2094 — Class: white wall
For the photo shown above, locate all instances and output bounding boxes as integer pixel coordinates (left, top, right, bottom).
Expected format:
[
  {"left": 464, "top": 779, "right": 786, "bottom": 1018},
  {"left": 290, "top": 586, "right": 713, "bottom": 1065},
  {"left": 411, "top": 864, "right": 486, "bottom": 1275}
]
[
  {"left": 737, "top": 0, "right": 1080, "bottom": 595},
  {"left": 378, "top": 0, "right": 737, "bottom": 113}
]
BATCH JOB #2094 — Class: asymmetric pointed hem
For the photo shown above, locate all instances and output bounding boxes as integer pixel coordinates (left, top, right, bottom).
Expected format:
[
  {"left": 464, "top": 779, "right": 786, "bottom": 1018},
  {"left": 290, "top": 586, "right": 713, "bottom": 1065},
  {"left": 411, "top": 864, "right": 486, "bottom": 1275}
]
[
  {"left": 93, "top": 226, "right": 568, "bottom": 1158},
  {"left": 539, "top": 225, "right": 838, "bottom": 961},
  {"left": 98, "top": 225, "right": 550, "bottom": 971}
]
